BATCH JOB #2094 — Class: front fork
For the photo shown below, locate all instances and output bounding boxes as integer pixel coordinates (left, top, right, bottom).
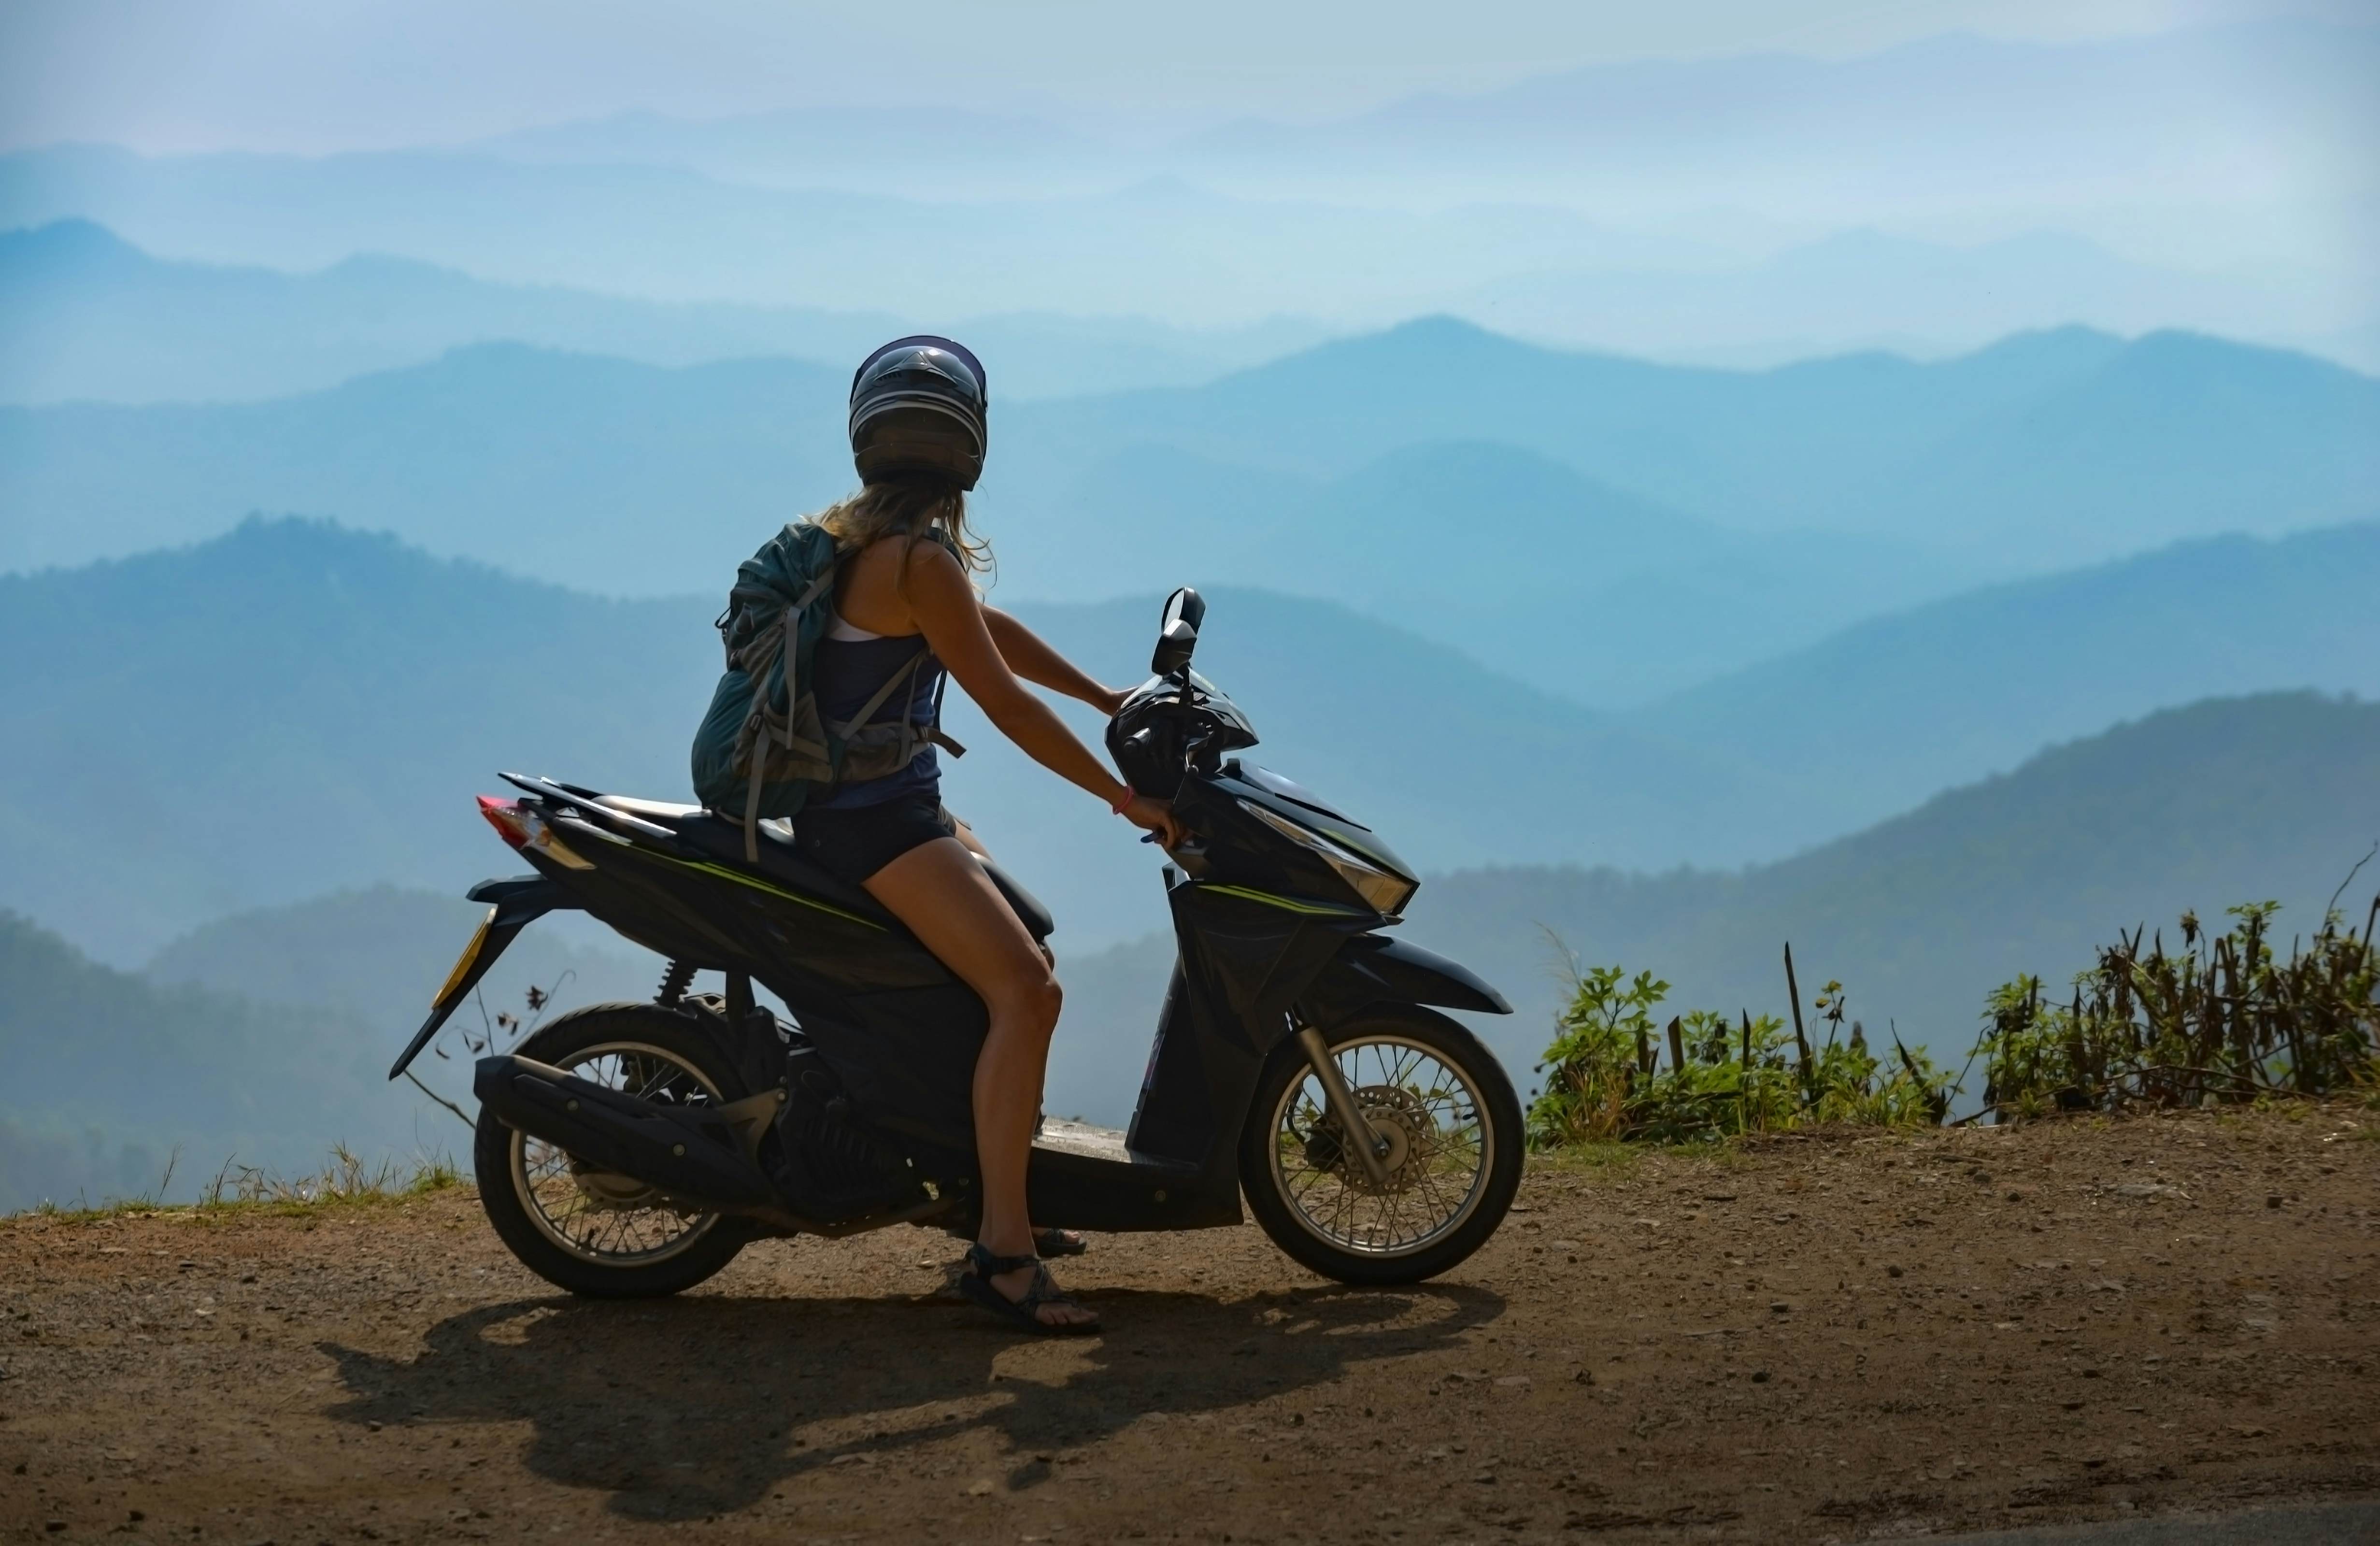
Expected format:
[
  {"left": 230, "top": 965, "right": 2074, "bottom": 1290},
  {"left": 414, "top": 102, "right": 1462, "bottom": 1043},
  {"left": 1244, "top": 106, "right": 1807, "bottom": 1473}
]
[{"left": 1293, "top": 1025, "right": 1394, "bottom": 1190}]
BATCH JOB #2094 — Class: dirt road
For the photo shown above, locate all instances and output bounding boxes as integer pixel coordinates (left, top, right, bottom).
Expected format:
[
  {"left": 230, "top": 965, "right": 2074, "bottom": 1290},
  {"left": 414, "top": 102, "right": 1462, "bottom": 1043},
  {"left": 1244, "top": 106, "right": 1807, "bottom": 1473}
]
[{"left": 3, "top": 1107, "right": 2374, "bottom": 1543}]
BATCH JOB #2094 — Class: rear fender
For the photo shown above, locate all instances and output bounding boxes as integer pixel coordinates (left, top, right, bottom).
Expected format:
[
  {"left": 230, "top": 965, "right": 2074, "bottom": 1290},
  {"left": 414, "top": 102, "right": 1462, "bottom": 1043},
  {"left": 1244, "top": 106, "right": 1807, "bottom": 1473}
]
[
  {"left": 386, "top": 875, "right": 578, "bottom": 1080},
  {"left": 1295, "top": 933, "right": 1511, "bottom": 1030}
]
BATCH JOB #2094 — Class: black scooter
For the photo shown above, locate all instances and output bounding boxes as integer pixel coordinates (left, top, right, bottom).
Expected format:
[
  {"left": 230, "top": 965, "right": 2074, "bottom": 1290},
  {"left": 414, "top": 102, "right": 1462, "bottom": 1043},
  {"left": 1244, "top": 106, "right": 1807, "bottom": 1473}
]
[{"left": 390, "top": 589, "right": 1523, "bottom": 1296}]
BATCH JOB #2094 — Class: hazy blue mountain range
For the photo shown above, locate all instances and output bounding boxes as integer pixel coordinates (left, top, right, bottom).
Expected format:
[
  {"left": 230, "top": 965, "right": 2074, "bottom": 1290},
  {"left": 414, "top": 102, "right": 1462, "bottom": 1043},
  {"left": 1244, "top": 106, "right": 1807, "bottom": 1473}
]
[
  {"left": 146, "top": 884, "right": 660, "bottom": 1042},
  {"left": 1, "top": 45, "right": 2365, "bottom": 369},
  {"left": 980, "top": 530, "right": 2380, "bottom": 945},
  {"left": 0, "top": 518, "right": 1759, "bottom": 958},
  {"left": 1046, "top": 693, "right": 2380, "bottom": 1124},
  {"left": 0, "top": 142, "right": 1676, "bottom": 323},
  {"left": 997, "top": 320, "right": 2379, "bottom": 564},
  {"left": 7, "top": 519, "right": 2371, "bottom": 969},
  {"left": 0, "top": 520, "right": 713, "bottom": 958},
  {"left": 0, "top": 344, "right": 851, "bottom": 580},
  {"left": 144, "top": 886, "right": 669, "bottom": 1157},
  {"left": 1635, "top": 524, "right": 2380, "bottom": 836},
  {"left": 0, "top": 221, "right": 1332, "bottom": 405},
  {"left": 6, "top": 320, "right": 2371, "bottom": 703},
  {"left": 1449, "top": 229, "right": 2365, "bottom": 372},
  {"left": 0, "top": 911, "right": 448, "bottom": 1214}
]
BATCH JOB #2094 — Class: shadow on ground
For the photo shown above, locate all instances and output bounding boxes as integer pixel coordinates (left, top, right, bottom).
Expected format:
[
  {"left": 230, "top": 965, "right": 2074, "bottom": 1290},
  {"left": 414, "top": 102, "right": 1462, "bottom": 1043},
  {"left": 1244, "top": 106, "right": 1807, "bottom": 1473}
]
[{"left": 319, "top": 1280, "right": 1504, "bottom": 1520}]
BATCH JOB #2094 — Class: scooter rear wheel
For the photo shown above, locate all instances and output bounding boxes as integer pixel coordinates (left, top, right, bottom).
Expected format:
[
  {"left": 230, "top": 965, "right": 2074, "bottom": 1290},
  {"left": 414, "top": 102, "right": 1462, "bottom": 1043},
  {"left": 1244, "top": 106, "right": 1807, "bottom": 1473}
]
[
  {"left": 1239, "top": 1009, "right": 1523, "bottom": 1286},
  {"left": 473, "top": 1003, "right": 755, "bottom": 1298}
]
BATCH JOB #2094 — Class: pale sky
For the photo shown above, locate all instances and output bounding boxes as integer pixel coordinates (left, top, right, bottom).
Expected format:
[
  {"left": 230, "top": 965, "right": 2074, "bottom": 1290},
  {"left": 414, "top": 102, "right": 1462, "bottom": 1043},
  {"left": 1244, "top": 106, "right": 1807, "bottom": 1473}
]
[{"left": 3, "top": 0, "right": 2369, "bottom": 152}]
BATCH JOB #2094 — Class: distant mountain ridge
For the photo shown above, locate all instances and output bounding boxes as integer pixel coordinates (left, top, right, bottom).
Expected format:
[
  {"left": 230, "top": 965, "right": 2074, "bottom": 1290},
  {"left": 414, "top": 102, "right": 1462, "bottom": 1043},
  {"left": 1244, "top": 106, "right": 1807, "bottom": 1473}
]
[
  {"left": 1002, "top": 318, "right": 2376, "bottom": 553},
  {"left": 1631, "top": 523, "right": 2380, "bottom": 833},
  {"left": 145, "top": 885, "right": 659, "bottom": 1040},
  {"left": 0, "top": 220, "right": 1332, "bottom": 405},
  {"left": 6, "top": 317, "right": 2371, "bottom": 710},
  {"left": 0, "top": 519, "right": 714, "bottom": 956},
  {"left": 7, "top": 517, "right": 2375, "bottom": 962},
  {"left": 0, "top": 910, "right": 442, "bottom": 1213}
]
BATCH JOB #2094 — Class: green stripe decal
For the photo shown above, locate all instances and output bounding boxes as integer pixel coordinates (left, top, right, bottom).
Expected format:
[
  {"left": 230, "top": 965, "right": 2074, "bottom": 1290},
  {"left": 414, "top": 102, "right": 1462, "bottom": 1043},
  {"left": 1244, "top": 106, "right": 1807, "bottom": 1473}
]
[
  {"left": 642, "top": 848, "right": 889, "bottom": 930},
  {"left": 1196, "top": 883, "right": 1369, "bottom": 917}
]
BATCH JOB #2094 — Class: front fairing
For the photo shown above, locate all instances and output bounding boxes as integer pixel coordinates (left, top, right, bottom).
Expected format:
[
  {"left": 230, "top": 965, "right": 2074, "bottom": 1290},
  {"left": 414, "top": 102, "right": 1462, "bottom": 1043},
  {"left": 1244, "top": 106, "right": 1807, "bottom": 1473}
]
[{"left": 1170, "top": 761, "right": 1418, "bottom": 922}]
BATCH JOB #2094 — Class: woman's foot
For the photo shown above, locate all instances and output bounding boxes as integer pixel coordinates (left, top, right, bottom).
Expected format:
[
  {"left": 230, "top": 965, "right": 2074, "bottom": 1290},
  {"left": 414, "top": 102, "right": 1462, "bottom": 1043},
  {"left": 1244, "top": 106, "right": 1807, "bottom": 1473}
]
[
  {"left": 990, "top": 1259, "right": 1098, "bottom": 1331},
  {"left": 958, "top": 1243, "right": 1100, "bottom": 1334}
]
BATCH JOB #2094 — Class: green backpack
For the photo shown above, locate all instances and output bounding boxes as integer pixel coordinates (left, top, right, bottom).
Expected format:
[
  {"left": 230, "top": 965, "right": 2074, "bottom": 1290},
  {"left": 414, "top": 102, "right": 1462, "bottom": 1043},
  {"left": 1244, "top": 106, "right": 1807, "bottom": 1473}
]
[{"left": 690, "top": 521, "right": 958, "bottom": 859}]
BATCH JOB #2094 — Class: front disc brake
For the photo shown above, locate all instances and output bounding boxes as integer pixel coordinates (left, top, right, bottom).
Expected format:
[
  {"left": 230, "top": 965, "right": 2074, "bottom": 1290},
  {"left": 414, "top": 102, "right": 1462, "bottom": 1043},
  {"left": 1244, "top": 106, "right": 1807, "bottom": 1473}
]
[{"left": 1346, "top": 1085, "right": 1432, "bottom": 1194}]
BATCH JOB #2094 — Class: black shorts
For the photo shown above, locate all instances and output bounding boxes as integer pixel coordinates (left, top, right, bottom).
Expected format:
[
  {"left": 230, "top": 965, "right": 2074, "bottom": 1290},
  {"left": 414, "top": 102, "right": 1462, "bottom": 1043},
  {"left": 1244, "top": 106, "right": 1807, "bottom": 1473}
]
[{"left": 792, "top": 795, "right": 957, "bottom": 886}]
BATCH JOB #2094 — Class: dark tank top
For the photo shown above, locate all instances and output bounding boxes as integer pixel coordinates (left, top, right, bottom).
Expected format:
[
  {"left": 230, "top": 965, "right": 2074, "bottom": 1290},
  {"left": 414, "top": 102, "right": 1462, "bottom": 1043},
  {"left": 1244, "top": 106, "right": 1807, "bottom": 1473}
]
[{"left": 806, "top": 621, "right": 946, "bottom": 810}]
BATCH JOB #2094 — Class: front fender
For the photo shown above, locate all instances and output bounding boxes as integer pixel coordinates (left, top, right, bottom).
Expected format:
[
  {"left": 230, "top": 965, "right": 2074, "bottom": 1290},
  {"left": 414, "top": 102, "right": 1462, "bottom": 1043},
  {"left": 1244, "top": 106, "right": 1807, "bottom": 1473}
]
[{"left": 1295, "top": 933, "right": 1511, "bottom": 1028}]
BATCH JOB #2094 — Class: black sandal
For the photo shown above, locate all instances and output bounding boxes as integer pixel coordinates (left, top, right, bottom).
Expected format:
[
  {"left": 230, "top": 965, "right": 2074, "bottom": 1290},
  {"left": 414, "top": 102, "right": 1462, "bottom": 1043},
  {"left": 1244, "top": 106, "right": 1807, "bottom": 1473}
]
[{"left": 957, "top": 1243, "right": 1101, "bottom": 1336}]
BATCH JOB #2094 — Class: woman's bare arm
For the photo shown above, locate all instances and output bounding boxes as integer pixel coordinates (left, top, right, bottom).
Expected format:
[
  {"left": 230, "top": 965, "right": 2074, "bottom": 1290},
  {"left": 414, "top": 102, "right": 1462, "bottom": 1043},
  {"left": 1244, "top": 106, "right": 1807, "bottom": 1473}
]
[
  {"left": 983, "top": 606, "right": 1126, "bottom": 715},
  {"left": 904, "top": 544, "right": 1182, "bottom": 845}
]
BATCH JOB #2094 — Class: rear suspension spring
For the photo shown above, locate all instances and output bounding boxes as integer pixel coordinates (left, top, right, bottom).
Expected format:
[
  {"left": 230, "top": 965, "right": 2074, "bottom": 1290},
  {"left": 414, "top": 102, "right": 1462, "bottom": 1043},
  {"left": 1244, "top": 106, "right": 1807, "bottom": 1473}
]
[{"left": 655, "top": 959, "right": 696, "bottom": 1007}]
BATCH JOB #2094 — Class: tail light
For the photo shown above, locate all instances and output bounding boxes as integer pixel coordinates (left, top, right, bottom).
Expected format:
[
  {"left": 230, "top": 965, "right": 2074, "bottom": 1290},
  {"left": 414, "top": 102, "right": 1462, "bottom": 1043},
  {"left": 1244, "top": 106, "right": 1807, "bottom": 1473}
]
[
  {"left": 476, "top": 795, "right": 596, "bottom": 869},
  {"left": 478, "top": 796, "right": 532, "bottom": 848}
]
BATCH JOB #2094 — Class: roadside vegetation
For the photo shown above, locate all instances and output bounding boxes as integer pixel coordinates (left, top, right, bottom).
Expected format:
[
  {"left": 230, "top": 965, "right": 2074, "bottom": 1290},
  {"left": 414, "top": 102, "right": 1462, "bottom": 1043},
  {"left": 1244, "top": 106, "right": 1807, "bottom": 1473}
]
[
  {"left": 1529, "top": 887, "right": 2380, "bottom": 1148},
  {"left": 9, "top": 1145, "right": 465, "bottom": 1224}
]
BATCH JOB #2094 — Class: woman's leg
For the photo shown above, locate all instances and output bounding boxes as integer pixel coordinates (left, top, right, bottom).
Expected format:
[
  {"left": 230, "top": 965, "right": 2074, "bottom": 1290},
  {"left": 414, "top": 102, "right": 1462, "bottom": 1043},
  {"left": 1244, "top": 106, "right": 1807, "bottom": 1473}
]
[
  {"left": 861, "top": 835, "right": 1092, "bottom": 1329},
  {"left": 940, "top": 813, "right": 1077, "bottom": 1256}
]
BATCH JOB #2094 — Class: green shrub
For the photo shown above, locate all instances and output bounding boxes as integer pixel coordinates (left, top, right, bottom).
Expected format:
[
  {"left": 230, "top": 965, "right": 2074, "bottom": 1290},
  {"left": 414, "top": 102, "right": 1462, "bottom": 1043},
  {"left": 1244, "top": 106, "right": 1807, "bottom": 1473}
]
[
  {"left": 1979, "top": 899, "right": 2379, "bottom": 1117},
  {"left": 1528, "top": 964, "right": 1938, "bottom": 1148},
  {"left": 1528, "top": 888, "right": 2378, "bottom": 1150}
]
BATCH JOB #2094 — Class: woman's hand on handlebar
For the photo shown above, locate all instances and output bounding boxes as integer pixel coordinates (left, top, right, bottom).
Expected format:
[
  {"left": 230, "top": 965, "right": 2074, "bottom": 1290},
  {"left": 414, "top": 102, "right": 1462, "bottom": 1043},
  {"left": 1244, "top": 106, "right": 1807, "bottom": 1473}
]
[{"left": 1119, "top": 793, "right": 1187, "bottom": 849}]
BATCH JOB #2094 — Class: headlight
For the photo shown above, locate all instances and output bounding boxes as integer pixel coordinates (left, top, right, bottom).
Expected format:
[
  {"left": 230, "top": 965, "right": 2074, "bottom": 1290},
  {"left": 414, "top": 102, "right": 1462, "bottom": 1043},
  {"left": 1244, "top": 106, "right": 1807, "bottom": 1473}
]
[{"left": 1238, "top": 800, "right": 1417, "bottom": 917}]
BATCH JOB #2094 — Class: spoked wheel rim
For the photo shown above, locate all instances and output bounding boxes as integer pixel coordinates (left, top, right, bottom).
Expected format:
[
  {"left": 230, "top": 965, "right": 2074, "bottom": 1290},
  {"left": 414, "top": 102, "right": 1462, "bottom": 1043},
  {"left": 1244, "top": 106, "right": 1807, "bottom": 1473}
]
[
  {"left": 1266, "top": 1031, "right": 1495, "bottom": 1259},
  {"left": 508, "top": 1040, "right": 724, "bottom": 1267}
]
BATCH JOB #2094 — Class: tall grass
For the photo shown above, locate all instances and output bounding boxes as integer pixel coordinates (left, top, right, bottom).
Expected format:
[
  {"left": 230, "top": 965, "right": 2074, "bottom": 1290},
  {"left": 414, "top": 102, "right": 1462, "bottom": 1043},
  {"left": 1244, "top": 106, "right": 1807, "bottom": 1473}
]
[
  {"left": 1529, "top": 890, "right": 2379, "bottom": 1149},
  {"left": 1978, "top": 898, "right": 2379, "bottom": 1118},
  {"left": 12, "top": 1146, "right": 465, "bottom": 1222}
]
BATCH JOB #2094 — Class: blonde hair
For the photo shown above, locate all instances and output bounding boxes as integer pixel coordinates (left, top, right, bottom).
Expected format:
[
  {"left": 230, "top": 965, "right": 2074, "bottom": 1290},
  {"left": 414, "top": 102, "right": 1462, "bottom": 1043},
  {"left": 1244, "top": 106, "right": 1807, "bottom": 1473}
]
[{"left": 812, "top": 480, "right": 992, "bottom": 595}]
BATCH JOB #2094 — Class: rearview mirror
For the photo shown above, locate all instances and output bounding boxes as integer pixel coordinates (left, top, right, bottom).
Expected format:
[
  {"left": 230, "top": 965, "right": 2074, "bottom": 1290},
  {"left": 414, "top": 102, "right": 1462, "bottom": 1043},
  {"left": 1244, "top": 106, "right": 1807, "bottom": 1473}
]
[
  {"left": 1152, "top": 588, "right": 1201, "bottom": 674},
  {"left": 1162, "top": 587, "right": 1206, "bottom": 635},
  {"left": 1151, "top": 618, "right": 1197, "bottom": 676}
]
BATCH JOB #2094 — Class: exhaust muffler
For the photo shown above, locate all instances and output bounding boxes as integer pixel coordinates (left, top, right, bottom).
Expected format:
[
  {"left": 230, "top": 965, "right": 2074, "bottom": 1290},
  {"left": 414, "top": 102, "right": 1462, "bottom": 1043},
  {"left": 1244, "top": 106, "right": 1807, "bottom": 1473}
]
[{"left": 472, "top": 1055, "right": 776, "bottom": 1207}]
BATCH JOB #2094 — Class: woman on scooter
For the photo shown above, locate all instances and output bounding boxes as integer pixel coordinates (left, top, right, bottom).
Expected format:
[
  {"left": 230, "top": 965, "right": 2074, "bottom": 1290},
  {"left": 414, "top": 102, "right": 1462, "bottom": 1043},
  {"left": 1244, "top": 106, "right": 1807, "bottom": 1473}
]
[{"left": 798, "top": 337, "right": 1183, "bottom": 1333}]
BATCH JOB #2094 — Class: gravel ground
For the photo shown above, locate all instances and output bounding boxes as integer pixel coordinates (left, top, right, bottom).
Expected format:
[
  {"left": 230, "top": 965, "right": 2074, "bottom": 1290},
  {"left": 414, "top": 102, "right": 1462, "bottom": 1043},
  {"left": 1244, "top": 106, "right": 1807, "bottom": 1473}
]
[{"left": 2, "top": 1106, "right": 2374, "bottom": 1544}]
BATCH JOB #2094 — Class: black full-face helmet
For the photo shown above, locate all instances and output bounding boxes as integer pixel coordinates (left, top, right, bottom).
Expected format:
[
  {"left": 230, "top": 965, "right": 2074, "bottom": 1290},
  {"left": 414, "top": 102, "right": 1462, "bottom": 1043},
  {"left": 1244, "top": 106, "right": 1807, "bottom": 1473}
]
[{"left": 848, "top": 336, "right": 989, "bottom": 490}]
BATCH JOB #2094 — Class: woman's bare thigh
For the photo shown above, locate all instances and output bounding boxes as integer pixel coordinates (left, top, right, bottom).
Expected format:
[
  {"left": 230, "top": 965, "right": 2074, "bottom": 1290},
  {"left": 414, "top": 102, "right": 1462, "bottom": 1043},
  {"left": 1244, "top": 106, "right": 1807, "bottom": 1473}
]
[{"left": 861, "top": 836, "right": 1049, "bottom": 1003}]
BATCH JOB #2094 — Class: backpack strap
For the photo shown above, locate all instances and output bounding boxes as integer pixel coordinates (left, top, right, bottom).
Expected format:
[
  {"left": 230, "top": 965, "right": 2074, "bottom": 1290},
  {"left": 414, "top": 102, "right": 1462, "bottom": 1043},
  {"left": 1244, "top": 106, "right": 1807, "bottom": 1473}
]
[
  {"left": 925, "top": 668, "right": 966, "bottom": 759},
  {"left": 825, "top": 642, "right": 933, "bottom": 745},
  {"left": 737, "top": 568, "right": 836, "bottom": 861}
]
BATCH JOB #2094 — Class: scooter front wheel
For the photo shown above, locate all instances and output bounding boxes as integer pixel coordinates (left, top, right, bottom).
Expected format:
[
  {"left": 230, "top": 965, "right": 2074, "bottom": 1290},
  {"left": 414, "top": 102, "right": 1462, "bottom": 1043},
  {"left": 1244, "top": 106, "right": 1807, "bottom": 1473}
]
[{"left": 1239, "top": 1009, "right": 1523, "bottom": 1286}]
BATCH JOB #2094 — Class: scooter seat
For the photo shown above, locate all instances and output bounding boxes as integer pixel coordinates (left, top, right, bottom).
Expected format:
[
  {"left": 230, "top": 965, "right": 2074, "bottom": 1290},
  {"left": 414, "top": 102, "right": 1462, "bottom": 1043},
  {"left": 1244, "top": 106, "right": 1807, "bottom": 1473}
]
[{"left": 666, "top": 808, "right": 1055, "bottom": 942}]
